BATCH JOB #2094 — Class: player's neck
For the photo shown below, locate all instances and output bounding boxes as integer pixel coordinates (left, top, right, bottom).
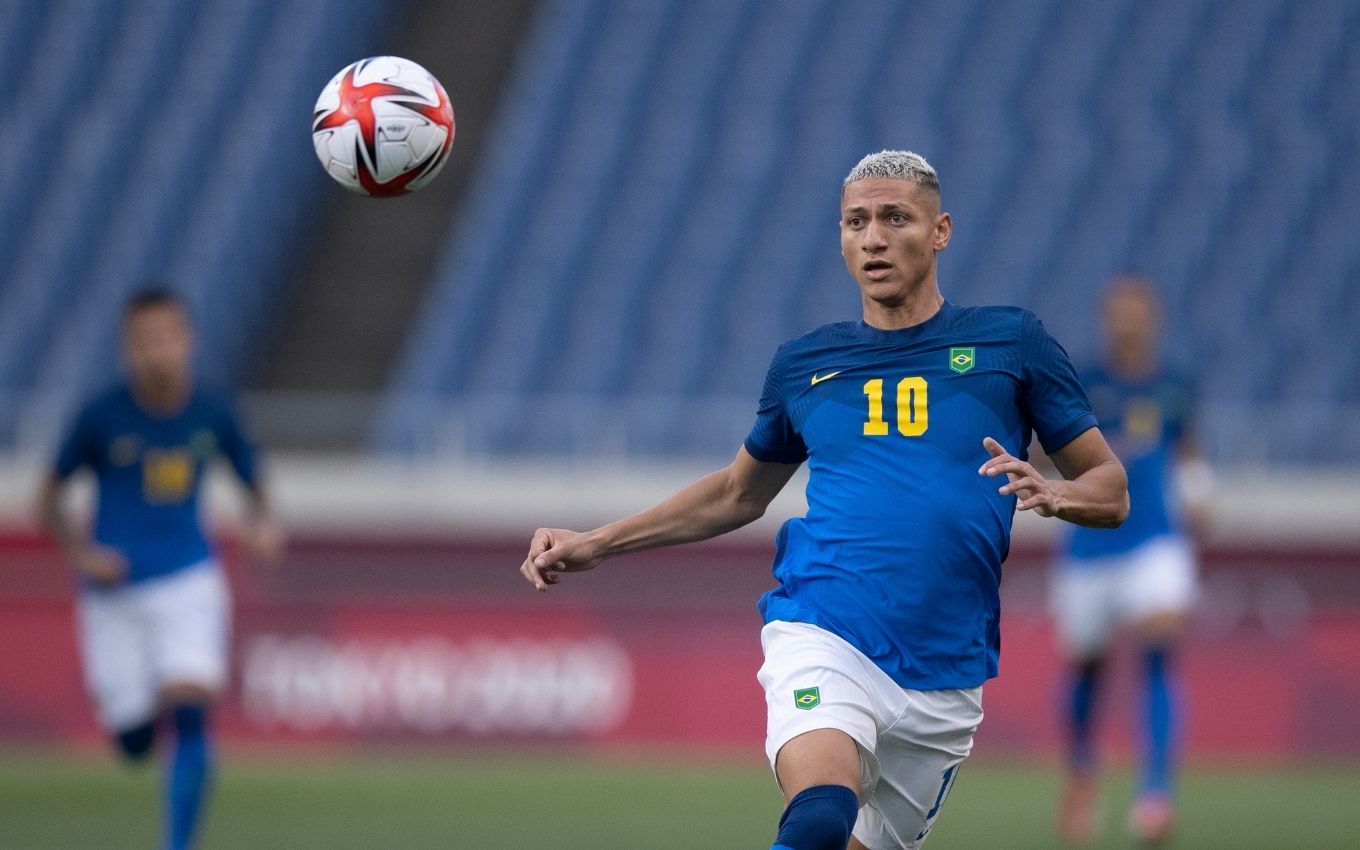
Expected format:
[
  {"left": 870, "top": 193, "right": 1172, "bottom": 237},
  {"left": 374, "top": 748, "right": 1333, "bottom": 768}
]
[
  {"left": 130, "top": 376, "right": 192, "bottom": 416},
  {"left": 861, "top": 286, "right": 945, "bottom": 331}
]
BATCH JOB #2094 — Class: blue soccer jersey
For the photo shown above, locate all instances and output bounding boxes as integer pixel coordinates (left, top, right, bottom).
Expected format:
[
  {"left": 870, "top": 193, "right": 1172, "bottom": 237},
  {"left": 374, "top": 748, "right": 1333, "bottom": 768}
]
[
  {"left": 745, "top": 303, "right": 1096, "bottom": 690},
  {"left": 1064, "top": 367, "right": 1192, "bottom": 562},
  {"left": 54, "top": 384, "right": 259, "bottom": 584}
]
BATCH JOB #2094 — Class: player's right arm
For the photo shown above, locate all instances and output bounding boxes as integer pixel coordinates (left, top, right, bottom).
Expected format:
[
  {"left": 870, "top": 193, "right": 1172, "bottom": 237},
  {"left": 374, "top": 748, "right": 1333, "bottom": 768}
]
[
  {"left": 37, "top": 402, "right": 127, "bottom": 586},
  {"left": 36, "top": 473, "right": 126, "bottom": 586},
  {"left": 520, "top": 446, "right": 799, "bottom": 592}
]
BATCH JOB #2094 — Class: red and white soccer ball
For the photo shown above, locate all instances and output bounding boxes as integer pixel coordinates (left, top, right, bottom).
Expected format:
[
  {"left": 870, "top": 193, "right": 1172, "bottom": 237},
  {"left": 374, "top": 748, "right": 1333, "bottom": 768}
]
[{"left": 312, "top": 56, "right": 455, "bottom": 197}]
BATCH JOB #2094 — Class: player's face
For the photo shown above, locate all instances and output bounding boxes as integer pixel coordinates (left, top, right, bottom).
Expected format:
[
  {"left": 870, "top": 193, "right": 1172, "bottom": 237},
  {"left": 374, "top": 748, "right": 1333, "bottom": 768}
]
[
  {"left": 840, "top": 178, "right": 951, "bottom": 307},
  {"left": 1103, "top": 285, "right": 1161, "bottom": 354},
  {"left": 123, "top": 304, "right": 194, "bottom": 386}
]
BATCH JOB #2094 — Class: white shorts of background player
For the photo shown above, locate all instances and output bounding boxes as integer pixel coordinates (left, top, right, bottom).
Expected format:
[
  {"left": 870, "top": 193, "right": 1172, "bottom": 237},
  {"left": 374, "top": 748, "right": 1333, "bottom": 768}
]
[
  {"left": 1051, "top": 535, "right": 1198, "bottom": 658},
  {"left": 758, "top": 620, "right": 984, "bottom": 850},
  {"left": 77, "top": 561, "right": 230, "bottom": 732}
]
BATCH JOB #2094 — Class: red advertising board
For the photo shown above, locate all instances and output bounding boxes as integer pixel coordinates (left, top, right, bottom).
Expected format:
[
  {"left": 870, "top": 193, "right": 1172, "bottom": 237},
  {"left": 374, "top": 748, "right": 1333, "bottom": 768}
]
[{"left": 2, "top": 531, "right": 1357, "bottom": 757}]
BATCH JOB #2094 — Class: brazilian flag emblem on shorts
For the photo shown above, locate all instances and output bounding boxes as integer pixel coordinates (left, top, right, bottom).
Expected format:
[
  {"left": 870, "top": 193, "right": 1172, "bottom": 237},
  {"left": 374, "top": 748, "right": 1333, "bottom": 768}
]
[
  {"left": 949, "top": 347, "right": 975, "bottom": 374},
  {"left": 794, "top": 687, "right": 821, "bottom": 710}
]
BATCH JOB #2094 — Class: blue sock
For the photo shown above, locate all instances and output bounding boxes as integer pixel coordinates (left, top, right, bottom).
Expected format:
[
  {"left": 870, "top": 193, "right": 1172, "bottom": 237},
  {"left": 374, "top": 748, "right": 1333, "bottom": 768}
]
[
  {"left": 1065, "top": 659, "right": 1103, "bottom": 774},
  {"left": 164, "top": 704, "right": 213, "bottom": 850},
  {"left": 771, "top": 784, "right": 859, "bottom": 850},
  {"left": 1140, "top": 646, "right": 1178, "bottom": 796}
]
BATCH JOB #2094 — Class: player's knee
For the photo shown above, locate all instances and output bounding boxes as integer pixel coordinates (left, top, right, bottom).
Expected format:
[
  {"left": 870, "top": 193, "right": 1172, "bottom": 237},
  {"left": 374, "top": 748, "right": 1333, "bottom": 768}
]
[
  {"left": 161, "top": 681, "right": 218, "bottom": 707},
  {"left": 773, "top": 784, "right": 859, "bottom": 850},
  {"left": 1136, "top": 612, "right": 1185, "bottom": 644},
  {"left": 114, "top": 720, "right": 157, "bottom": 762},
  {"left": 776, "top": 728, "right": 864, "bottom": 802}
]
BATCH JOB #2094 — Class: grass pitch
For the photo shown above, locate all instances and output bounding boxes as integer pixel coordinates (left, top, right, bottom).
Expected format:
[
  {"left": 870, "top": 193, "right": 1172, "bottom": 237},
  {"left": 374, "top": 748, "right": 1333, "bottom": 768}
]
[{"left": 0, "top": 750, "right": 1356, "bottom": 849}]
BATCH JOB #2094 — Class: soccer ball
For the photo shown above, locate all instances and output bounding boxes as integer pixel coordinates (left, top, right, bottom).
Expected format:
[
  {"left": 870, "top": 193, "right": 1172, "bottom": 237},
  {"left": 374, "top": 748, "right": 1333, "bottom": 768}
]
[{"left": 312, "top": 56, "right": 455, "bottom": 197}]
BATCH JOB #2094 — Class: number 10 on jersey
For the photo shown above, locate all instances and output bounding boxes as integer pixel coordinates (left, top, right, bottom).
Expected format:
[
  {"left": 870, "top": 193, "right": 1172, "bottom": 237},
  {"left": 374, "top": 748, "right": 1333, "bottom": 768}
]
[{"left": 863, "top": 377, "right": 928, "bottom": 436}]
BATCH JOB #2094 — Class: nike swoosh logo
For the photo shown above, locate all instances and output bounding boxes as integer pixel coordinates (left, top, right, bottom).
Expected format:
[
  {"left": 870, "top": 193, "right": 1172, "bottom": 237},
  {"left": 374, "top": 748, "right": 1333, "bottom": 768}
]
[{"left": 810, "top": 370, "right": 842, "bottom": 386}]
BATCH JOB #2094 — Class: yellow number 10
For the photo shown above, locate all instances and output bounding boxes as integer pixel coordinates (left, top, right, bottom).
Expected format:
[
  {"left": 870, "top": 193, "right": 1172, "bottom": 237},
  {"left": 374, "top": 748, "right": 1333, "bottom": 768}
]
[{"left": 863, "top": 377, "right": 928, "bottom": 437}]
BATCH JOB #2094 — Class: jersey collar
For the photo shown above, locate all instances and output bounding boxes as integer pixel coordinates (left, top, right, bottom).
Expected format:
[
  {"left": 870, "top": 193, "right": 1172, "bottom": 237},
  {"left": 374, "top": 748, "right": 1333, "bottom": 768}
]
[{"left": 855, "top": 301, "right": 958, "bottom": 343}]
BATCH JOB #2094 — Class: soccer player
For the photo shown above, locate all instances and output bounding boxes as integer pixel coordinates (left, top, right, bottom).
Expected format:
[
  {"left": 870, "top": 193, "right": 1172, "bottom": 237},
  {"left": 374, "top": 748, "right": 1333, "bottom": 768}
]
[
  {"left": 1053, "top": 277, "right": 1208, "bottom": 846},
  {"left": 520, "top": 150, "right": 1128, "bottom": 850},
  {"left": 37, "top": 289, "right": 283, "bottom": 850}
]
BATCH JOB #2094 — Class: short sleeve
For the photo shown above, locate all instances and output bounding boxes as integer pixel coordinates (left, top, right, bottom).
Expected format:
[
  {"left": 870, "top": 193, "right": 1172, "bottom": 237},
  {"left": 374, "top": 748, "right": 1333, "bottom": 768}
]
[
  {"left": 53, "top": 403, "right": 101, "bottom": 479},
  {"left": 743, "top": 346, "right": 808, "bottom": 465},
  {"left": 215, "top": 397, "right": 260, "bottom": 487},
  {"left": 1020, "top": 312, "right": 1098, "bottom": 454}
]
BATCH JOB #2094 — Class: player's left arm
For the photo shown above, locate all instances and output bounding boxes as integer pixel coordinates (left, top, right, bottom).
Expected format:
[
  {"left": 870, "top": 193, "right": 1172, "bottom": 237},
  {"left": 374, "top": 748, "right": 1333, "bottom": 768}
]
[
  {"left": 236, "top": 479, "right": 285, "bottom": 561},
  {"left": 218, "top": 401, "right": 285, "bottom": 562},
  {"left": 1169, "top": 375, "right": 1212, "bottom": 538},
  {"left": 979, "top": 429, "right": 1129, "bottom": 528},
  {"left": 1173, "top": 434, "right": 1213, "bottom": 539}
]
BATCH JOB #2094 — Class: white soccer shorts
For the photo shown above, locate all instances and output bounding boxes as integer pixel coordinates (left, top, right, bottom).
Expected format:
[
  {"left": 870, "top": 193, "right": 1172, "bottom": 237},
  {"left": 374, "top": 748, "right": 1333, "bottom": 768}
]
[
  {"left": 757, "top": 620, "right": 984, "bottom": 850},
  {"left": 77, "top": 561, "right": 230, "bottom": 732},
  {"left": 1051, "top": 535, "right": 1198, "bottom": 658}
]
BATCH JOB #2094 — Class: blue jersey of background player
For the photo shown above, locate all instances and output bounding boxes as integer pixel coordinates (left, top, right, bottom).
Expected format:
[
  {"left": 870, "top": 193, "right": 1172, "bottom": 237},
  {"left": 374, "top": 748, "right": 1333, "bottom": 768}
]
[
  {"left": 1053, "top": 278, "right": 1210, "bottom": 846},
  {"left": 53, "top": 378, "right": 258, "bottom": 587},
  {"left": 519, "top": 151, "right": 1128, "bottom": 850},
  {"left": 38, "top": 288, "right": 283, "bottom": 850},
  {"left": 1067, "top": 372, "right": 1197, "bottom": 560}
]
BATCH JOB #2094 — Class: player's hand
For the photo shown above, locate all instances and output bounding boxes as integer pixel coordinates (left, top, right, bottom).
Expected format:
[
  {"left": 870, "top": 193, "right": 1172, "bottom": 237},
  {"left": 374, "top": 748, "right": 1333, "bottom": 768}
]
[
  {"left": 239, "top": 517, "right": 286, "bottom": 563},
  {"left": 520, "top": 528, "right": 604, "bottom": 592},
  {"left": 73, "top": 544, "right": 128, "bottom": 586},
  {"left": 978, "top": 436, "right": 1062, "bottom": 517}
]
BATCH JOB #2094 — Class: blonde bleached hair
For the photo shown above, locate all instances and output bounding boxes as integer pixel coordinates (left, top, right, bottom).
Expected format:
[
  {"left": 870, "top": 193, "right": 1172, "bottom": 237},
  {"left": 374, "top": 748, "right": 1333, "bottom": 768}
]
[{"left": 843, "top": 150, "right": 940, "bottom": 196}]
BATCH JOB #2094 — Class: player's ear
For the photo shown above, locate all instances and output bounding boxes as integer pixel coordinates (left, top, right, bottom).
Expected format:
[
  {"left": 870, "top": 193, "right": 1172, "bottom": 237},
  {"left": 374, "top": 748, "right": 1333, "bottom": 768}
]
[{"left": 933, "top": 211, "right": 953, "bottom": 252}]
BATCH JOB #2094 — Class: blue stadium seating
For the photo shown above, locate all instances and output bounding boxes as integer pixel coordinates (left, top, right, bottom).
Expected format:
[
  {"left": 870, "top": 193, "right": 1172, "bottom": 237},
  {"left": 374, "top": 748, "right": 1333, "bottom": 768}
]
[
  {"left": 0, "top": 0, "right": 398, "bottom": 449},
  {"left": 1, "top": 1, "right": 1356, "bottom": 465},
  {"left": 382, "top": 0, "right": 1360, "bottom": 464}
]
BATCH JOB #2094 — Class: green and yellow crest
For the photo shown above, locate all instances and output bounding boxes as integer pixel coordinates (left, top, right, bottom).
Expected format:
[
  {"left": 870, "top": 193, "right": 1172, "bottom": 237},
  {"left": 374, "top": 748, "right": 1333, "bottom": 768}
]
[
  {"left": 949, "top": 347, "right": 976, "bottom": 374},
  {"left": 793, "top": 687, "right": 821, "bottom": 710}
]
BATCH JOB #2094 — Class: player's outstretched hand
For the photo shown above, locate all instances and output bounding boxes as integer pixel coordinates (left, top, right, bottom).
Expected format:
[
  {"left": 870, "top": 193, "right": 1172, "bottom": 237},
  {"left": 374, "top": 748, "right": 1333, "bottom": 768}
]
[
  {"left": 521, "top": 528, "right": 604, "bottom": 593},
  {"left": 978, "top": 436, "right": 1061, "bottom": 517},
  {"left": 73, "top": 544, "right": 128, "bottom": 586}
]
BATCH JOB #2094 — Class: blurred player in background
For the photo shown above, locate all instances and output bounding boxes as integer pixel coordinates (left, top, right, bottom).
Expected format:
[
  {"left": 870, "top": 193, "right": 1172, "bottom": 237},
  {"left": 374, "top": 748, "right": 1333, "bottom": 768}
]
[
  {"left": 1053, "top": 277, "right": 1210, "bottom": 846},
  {"left": 37, "top": 289, "right": 283, "bottom": 850},
  {"left": 521, "top": 151, "right": 1128, "bottom": 850}
]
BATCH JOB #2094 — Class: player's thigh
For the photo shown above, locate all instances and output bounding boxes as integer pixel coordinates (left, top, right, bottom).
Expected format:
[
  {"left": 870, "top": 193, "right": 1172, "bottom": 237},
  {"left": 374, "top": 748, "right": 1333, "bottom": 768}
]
[
  {"left": 1050, "top": 564, "right": 1120, "bottom": 658},
  {"left": 758, "top": 621, "right": 884, "bottom": 799},
  {"left": 144, "top": 563, "right": 231, "bottom": 696},
  {"left": 1118, "top": 537, "right": 1197, "bottom": 636},
  {"left": 77, "top": 588, "right": 157, "bottom": 731},
  {"left": 854, "top": 688, "right": 982, "bottom": 850}
]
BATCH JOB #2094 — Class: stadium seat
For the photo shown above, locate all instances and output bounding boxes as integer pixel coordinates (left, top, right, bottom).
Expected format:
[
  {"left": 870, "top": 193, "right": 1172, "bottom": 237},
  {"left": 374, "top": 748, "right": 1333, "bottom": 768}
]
[
  {"left": 1, "top": 0, "right": 1355, "bottom": 464},
  {"left": 0, "top": 0, "right": 400, "bottom": 451},
  {"left": 381, "top": 0, "right": 1360, "bottom": 463}
]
